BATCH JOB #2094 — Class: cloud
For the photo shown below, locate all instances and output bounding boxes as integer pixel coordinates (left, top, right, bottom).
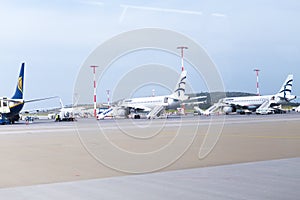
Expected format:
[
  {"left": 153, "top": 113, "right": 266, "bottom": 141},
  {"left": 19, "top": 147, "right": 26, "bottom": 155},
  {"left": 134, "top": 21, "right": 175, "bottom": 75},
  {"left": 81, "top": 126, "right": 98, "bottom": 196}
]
[
  {"left": 78, "top": 0, "right": 104, "bottom": 6},
  {"left": 119, "top": 4, "right": 202, "bottom": 23},
  {"left": 211, "top": 13, "right": 227, "bottom": 18}
]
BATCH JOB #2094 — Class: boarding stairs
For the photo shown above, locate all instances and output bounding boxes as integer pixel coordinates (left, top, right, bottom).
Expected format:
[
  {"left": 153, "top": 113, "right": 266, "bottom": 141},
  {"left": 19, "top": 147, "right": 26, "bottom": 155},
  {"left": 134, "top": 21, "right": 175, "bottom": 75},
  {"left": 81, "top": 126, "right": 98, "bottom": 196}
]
[
  {"left": 203, "top": 102, "right": 223, "bottom": 115},
  {"left": 97, "top": 107, "right": 115, "bottom": 119},
  {"left": 193, "top": 106, "right": 205, "bottom": 115},
  {"left": 102, "top": 107, "right": 114, "bottom": 117},
  {"left": 147, "top": 105, "right": 165, "bottom": 119},
  {"left": 256, "top": 99, "right": 277, "bottom": 114},
  {"left": 259, "top": 99, "right": 272, "bottom": 109}
]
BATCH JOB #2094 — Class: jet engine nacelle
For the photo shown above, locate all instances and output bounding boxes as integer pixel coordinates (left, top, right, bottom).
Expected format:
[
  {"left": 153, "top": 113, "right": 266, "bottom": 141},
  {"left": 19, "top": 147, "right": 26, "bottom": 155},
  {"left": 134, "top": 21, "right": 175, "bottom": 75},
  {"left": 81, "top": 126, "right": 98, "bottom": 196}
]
[
  {"left": 223, "top": 106, "right": 233, "bottom": 114},
  {"left": 166, "top": 97, "right": 180, "bottom": 110}
]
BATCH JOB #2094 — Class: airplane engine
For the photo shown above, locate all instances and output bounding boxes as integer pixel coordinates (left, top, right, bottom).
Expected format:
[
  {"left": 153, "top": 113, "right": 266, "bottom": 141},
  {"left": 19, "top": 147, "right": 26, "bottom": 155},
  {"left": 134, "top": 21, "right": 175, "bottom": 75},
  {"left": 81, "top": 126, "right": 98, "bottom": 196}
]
[
  {"left": 166, "top": 98, "right": 180, "bottom": 110},
  {"left": 223, "top": 106, "right": 233, "bottom": 114}
]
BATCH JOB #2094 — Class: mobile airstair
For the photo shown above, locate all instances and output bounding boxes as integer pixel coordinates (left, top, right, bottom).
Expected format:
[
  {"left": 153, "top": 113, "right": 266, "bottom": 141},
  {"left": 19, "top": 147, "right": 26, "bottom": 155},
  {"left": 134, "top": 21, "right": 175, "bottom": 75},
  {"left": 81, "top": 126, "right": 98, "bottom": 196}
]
[
  {"left": 255, "top": 99, "right": 276, "bottom": 115},
  {"left": 147, "top": 105, "right": 165, "bottom": 119}
]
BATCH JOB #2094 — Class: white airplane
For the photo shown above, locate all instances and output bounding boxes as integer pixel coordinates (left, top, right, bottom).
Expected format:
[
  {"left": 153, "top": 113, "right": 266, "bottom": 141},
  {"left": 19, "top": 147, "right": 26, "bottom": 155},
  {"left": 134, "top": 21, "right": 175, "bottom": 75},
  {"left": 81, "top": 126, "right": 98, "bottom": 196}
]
[
  {"left": 98, "top": 70, "right": 188, "bottom": 119},
  {"left": 204, "top": 74, "right": 296, "bottom": 115},
  {"left": 55, "top": 99, "right": 77, "bottom": 121}
]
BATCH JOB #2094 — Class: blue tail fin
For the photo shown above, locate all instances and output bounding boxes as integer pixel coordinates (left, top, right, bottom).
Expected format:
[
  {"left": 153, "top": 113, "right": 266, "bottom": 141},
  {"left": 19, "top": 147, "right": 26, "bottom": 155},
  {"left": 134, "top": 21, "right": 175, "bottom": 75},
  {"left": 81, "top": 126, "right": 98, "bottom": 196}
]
[{"left": 12, "top": 62, "right": 25, "bottom": 99}]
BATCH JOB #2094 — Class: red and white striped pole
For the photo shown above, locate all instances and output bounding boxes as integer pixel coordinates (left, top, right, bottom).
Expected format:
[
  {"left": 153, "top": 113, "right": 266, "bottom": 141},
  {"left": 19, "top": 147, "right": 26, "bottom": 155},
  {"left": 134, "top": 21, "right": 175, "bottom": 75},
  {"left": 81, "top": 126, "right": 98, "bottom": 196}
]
[
  {"left": 254, "top": 69, "right": 260, "bottom": 96},
  {"left": 106, "top": 90, "right": 110, "bottom": 108},
  {"left": 90, "top": 66, "right": 98, "bottom": 117},
  {"left": 177, "top": 46, "right": 188, "bottom": 71}
]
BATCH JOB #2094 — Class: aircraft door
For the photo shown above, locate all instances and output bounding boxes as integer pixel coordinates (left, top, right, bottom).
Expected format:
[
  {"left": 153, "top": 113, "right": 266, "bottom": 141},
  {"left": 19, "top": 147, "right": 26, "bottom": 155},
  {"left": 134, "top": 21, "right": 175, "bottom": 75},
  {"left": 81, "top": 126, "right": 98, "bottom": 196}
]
[{"left": 164, "top": 97, "right": 168, "bottom": 103}]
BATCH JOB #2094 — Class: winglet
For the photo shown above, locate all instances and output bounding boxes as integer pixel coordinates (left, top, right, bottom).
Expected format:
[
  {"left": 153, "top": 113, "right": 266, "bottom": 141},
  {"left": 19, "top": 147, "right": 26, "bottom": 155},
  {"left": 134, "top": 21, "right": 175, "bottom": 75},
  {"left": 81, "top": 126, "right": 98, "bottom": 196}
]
[{"left": 11, "top": 62, "right": 25, "bottom": 99}]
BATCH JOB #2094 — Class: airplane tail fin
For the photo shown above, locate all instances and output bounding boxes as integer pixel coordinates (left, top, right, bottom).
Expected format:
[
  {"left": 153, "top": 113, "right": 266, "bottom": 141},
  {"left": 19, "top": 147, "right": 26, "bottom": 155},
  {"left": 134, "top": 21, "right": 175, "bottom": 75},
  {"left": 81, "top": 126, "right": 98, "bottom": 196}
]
[
  {"left": 171, "top": 70, "right": 188, "bottom": 100},
  {"left": 59, "top": 98, "right": 64, "bottom": 109},
  {"left": 276, "top": 74, "right": 296, "bottom": 101},
  {"left": 11, "top": 62, "right": 25, "bottom": 99}
]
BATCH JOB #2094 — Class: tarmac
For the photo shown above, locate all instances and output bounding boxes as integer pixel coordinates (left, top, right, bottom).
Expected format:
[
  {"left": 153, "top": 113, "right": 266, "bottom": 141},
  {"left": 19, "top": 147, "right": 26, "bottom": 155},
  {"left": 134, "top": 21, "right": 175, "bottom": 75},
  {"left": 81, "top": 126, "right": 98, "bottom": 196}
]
[
  {"left": 0, "top": 113, "right": 299, "bottom": 198},
  {"left": 1, "top": 157, "right": 299, "bottom": 200}
]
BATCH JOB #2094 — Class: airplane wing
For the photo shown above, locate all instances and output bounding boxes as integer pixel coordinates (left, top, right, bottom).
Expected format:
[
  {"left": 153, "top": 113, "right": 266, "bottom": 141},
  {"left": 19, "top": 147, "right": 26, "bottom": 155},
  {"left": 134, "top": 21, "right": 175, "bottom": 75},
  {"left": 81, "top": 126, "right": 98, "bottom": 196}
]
[
  {"left": 24, "top": 96, "right": 59, "bottom": 103},
  {"left": 188, "top": 96, "right": 207, "bottom": 101},
  {"left": 126, "top": 105, "right": 152, "bottom": 112},
  {"left": 181, "top": 101, "right": 206, "bottom": 106}
]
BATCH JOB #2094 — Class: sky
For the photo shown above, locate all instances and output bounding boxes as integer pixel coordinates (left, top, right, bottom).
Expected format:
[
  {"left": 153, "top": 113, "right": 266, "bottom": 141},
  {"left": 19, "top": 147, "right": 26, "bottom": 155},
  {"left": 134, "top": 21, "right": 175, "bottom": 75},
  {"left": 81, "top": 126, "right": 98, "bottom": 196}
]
[{"left": 0, "top": 0, "right": 299, "bottom": 109}]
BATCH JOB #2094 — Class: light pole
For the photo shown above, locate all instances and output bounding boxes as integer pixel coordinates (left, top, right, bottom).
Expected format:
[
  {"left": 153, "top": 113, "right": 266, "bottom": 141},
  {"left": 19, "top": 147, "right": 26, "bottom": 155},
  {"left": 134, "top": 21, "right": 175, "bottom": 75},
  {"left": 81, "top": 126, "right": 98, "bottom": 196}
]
[
  {"left": 177, "top": 46, "right": 188, "bottom": 71},
  {"left": 90, "top": 66, "right": 98, "bottom": 117},
  {"left": 254, "top": 69, "right": 260, "bottom": 96},
  {"left": 106, "top": 90, "right": 110, "bottom": 108}
]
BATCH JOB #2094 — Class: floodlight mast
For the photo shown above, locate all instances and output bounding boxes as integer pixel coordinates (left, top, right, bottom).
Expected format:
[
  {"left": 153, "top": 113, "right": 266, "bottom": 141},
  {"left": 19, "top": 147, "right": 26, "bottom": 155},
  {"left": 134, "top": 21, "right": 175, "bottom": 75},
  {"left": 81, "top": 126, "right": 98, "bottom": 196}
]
[
  {"left": 177, "top": 46, "right": 188, "bottom": 71},
  {"left": 90, "top": 66, "right": 99, "bottom": 117},
  {"left": 254, "top": 69, "right": 260, "bottom": 96}
]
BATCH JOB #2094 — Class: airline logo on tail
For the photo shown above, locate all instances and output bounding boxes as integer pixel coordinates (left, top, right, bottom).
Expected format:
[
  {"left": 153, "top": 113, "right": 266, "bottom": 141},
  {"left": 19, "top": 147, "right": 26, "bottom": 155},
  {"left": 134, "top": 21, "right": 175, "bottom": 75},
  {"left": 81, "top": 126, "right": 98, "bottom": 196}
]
[
  {"left": 12, "top": 62, "right": 25, "bottom": 100},
  {"left": 277, "top": 74, "right": 296, "bottom": 102},
  {"left": 18, "top": 77, "right": 23, "bottom": 93},
  {"left": 172, "top": 70, "right": 188, "bottom": 100},
  {"left": 175, "top": 74, "right": 186, "bottom": 97}
]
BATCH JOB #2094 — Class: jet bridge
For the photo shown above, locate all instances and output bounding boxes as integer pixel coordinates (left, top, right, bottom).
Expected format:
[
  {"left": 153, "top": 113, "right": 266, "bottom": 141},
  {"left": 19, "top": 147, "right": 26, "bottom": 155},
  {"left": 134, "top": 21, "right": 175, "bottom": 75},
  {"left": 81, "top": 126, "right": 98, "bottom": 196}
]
[{"left": 203, "top": 99, "right": 224, "bottom": 115}]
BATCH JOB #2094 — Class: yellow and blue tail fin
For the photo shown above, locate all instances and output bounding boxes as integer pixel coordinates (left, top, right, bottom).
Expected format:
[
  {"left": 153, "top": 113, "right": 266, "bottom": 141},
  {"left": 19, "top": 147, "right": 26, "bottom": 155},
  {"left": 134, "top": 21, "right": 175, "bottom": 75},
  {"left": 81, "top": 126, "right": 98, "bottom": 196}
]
[{"left": 12, "top": 62, "right": 24, "bottom": 99}]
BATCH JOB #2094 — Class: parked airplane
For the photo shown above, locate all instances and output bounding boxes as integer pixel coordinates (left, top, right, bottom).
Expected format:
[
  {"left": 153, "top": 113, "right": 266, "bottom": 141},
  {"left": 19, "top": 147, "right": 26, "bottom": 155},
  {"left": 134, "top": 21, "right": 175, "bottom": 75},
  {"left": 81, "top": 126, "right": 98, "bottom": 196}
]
[
  {"left": 55, "top": 99, "right": 76, "bottom": 121},
  {"left": 98, "top": 70, "right": 188, "bottom": 119},
  {"left": 0, "top": 63, "right": 57, "bottom": 124},
  {"left": 203, "top": 74, "right": 296, "bottom": 115}
]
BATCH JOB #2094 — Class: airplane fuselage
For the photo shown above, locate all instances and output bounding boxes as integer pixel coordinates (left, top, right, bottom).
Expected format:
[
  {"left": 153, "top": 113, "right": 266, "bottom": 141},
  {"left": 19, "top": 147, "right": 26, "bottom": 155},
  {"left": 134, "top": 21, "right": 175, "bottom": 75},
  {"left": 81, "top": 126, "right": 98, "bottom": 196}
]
[
  {"left": 222, "top": 95, "right": 274, "bottom": 107},
  {"left": 222, "top": 94, "right": 293, "bottom": 108},
  {"left": 122, "top": 95, "right": 180, "bottom": 111}
]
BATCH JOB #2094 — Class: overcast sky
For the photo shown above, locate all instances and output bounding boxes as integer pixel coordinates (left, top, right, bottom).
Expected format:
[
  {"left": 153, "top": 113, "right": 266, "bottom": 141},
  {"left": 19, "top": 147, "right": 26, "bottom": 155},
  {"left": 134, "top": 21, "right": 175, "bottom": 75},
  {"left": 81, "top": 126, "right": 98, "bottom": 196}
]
[{"left": 0, "top": 0, "right": 299, "bottom": 109}]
